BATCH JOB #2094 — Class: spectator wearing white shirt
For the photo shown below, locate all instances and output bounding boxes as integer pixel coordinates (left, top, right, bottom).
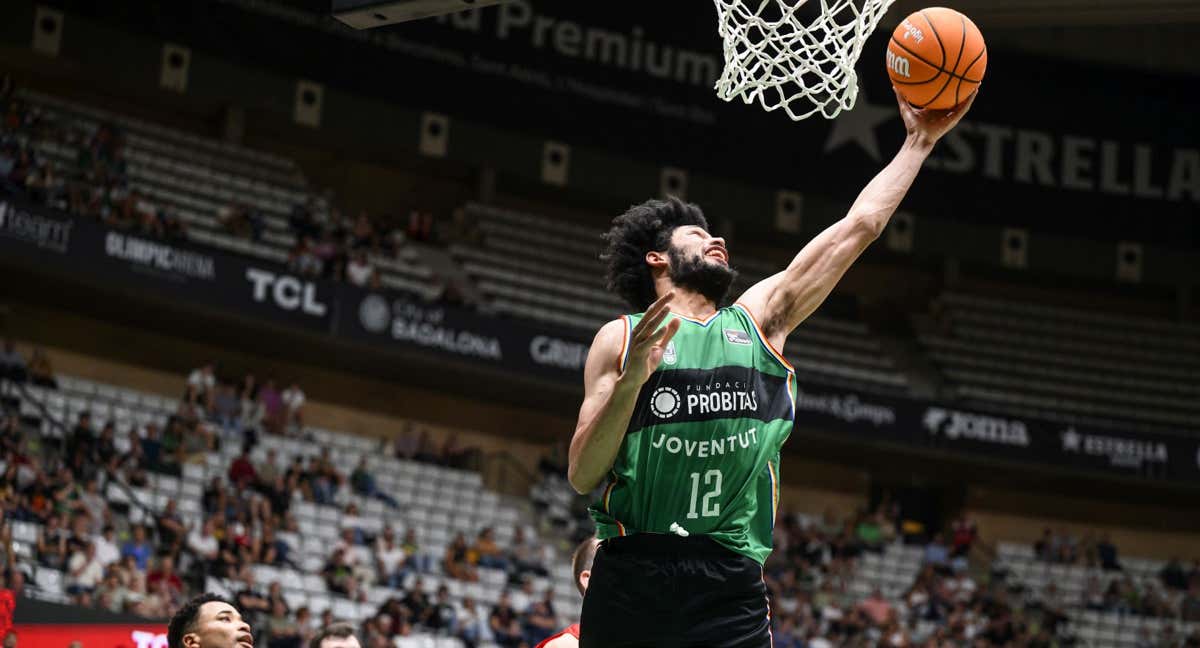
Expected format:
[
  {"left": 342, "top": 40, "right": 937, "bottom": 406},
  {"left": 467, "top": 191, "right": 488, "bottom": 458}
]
[
  {"left": 375, "top": 527, "right": 408, "bottom": 588},
  {"left": 185, "top": 363, "right": 216, "bottom": 411},
  {"left": 93, "top": 525, "right": 121, "bottom": 568},
  {"left": 67, "top": 541, "right": 104, "bottom": 605},
  {"left": 344, "top": 249, "right": 378, "bottom": 289},
  {"left": 187, "top": 518, "right": 220, "bottom": 565},
  {"left": 280, "top": 382, "right": 305, "bottom": 431}
]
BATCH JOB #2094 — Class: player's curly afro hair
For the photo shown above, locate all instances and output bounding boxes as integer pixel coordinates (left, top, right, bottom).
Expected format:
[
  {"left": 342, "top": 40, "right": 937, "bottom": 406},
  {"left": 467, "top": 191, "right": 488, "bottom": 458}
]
[{"left": 601, "top": 197, "right": 709, "bottom": 311}]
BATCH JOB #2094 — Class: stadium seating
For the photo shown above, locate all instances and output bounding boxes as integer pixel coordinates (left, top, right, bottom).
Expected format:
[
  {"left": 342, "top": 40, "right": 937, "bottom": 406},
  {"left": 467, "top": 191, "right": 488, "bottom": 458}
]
[
  {"left": 922, "top": 291, "right": 1200, "bottom": 430},
  {"left": 5, "top": 371, "right": 584, "bottom": 646},
  {"left": 455, "top": 203, "right": 910, "bottom": 394},
  {"left": 16, "top": 89, "right": 441, "bottom": 300}
]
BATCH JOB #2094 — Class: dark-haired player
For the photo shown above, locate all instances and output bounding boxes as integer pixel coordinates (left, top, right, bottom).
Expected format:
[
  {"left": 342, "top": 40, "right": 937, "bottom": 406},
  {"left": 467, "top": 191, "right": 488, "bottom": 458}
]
[
  {"left": 167, "top": 593, "right": 253, "bottom": 648},
  {"left": 570, "top": 89, "right": 976, "bottom": 647},
  {"left": 534, "top": 537, "right": 600, "bottom": 648}
]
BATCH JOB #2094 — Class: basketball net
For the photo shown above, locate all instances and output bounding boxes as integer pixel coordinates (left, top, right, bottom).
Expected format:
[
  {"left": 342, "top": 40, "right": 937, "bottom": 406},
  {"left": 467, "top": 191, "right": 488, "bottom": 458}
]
[{"left": 713, "top": 0, "right": 896, "bottom": 120}]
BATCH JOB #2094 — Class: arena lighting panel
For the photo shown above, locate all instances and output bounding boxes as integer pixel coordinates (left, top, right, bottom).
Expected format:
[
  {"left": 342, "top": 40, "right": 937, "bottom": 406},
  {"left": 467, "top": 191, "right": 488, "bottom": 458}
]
[{"left": 332, "top": 0, "right": 515, "bottom": 29}]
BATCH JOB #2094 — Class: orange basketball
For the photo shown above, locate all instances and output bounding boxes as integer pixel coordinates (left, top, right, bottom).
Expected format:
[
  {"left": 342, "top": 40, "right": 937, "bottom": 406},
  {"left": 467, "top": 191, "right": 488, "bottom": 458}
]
[{"left": 886, "top": 7, "right": 987, "bottom": 110}]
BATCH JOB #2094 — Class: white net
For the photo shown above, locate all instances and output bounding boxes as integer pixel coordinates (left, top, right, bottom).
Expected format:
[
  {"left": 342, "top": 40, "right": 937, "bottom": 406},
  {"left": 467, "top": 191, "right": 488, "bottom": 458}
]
[{"left": 713, "top": 0, "right": 897, "bottom": 120}]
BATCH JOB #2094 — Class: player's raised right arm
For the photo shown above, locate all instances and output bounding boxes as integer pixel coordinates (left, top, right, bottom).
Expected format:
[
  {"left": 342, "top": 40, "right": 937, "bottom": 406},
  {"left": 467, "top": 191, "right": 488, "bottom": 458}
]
[{"left": 568, "top": 292, "right": 679, "bottom": 494}]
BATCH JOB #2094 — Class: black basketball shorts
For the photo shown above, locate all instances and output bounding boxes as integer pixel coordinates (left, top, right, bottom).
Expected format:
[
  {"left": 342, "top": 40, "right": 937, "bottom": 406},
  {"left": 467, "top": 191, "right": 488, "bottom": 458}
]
[{"left": 579, "top": 533, "right": 773, "bottom": 648}]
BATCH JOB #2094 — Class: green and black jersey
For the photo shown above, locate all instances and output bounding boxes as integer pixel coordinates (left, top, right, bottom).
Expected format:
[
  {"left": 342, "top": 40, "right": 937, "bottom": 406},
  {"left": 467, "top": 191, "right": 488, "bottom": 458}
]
[{"left": 589, "top": 303, "right": 797, "bottom": 565}]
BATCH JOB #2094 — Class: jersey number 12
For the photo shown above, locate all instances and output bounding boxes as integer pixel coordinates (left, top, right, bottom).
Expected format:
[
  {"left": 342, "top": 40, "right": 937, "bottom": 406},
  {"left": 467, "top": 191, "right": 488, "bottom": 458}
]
[{"left": 686, "top": 469, "right": 722, "bottom": 519}]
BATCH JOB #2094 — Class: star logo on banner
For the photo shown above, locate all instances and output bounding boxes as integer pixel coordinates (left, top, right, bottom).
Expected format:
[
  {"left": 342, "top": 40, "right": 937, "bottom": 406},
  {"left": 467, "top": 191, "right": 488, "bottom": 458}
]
[
  {"left": 823, "top": 89, "right": 897, "bottom": 162},
  {"left": 1061, "top": 428, "right": 1082, "bottom": 452}
]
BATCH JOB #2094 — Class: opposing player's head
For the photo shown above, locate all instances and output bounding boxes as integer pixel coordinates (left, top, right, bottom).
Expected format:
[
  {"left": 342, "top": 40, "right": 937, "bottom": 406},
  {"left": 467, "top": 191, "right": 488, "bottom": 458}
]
[
  {"left": 602, "top": 197, "right": 736, "bottom": 311},
  {"left": 572, "top": 536, "right": 601, "bottom": 596},
  {"left": 310, "top": 623, "right": 360, "bottom": 648},
  {"left": 167, "top": 594, "right": 251, "bottom": 648}
]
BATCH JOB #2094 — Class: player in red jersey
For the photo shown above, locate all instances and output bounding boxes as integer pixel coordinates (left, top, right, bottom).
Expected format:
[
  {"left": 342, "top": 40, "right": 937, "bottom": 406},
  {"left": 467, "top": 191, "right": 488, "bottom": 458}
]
[{"left": 535, "top": 537, "right": 600, "bottom": 648}]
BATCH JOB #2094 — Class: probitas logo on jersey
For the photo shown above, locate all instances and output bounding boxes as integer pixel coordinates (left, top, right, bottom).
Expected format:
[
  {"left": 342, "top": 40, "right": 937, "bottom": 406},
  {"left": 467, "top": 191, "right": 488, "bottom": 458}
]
[
  {"left": 684, "top": 380, "right": 758, "bottom": 417},
  {"left": 650, "top": 387, "right": 681, "bottom": 419},
  {"left": 638, "top": 367, "right": 792, "bottom": 425}
]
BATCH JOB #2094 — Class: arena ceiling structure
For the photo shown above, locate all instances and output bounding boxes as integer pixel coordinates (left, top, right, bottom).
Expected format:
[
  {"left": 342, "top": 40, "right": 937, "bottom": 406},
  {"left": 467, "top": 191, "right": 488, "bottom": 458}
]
[{"left": 889, "top": 0, "right": 1200, "bottom": 73}]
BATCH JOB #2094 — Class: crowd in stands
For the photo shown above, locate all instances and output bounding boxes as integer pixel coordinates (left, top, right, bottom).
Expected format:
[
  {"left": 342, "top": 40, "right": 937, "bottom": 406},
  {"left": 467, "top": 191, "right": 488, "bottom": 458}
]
[
  {"left": 0, "top": 85, "right": 448, "bottom": 295},
  {"left": 0, "top": 344, "right": 575, "bottom": 648},
  {"left": 1, "top": 89, "right": 188, "bottom": 241},
  {"left": 1032, "top": 528, "right": 1200, "bottom": 624}
]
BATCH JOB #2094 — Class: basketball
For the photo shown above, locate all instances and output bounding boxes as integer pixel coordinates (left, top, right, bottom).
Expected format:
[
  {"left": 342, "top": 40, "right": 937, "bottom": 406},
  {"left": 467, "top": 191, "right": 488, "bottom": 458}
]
[{"left": 886, "top": 7, "right": 987, "bottom": 110}]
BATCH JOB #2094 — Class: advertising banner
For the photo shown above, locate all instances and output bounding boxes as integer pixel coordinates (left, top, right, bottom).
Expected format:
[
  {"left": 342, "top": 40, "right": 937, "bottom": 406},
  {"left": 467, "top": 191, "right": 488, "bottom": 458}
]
[
  {"left": 788, "top": 381, "right": 1199, "bottom": 483},
  {"left": 1, "top": 201, "right": 1194, "bottom": 484},
  {"left": 336, "top": 284, "right": 591, "bottom": 382},
  {"left": 0, "top": 200, "right": 332, "bottom": 332}
]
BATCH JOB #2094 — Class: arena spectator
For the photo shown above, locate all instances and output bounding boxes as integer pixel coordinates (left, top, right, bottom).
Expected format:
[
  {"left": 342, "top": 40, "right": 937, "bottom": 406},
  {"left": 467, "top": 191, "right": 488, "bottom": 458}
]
[
  {"left": 443, "top": 533, "right": 478, "bottom": 582},
  {"left": 185, "top": 363, "right": 217, "bottom": 410},
  {"left": 187, "top": 518, "right": 220, "bottom": 565},
  {"left": 94, "top": 525, "right": 121, "bottom": 568},
  {"left": 344, "top": 249, "right": 378, "bottom": 289},
  {"left": 148, "top": 554, "right": 185, "bottom": 600},
  {"left": 391, "top": 424, "right": 419, "bottom": 461},
  {"left": 856, "top": 587, "right": 893, "bottom": 627},
  {"left": 472, "top": 527, "right": 507, "bottom": 571},
  {"left": 121, "top": 524, "right": 153, "bottom": 571},
  {"left": 211, "top": 383, "right": 242, "bottom": 439},
  {"left": 423, "top": 585, "right": 457, "bottom": 633},
  {"left": 509, "top": 526, "right": 548, "bottom": 578},
  {"left": 35, "top": 514, "right": 69, "bottom": 569},
  {"left": 281, "top": 382, "right": 306, "bottom": 431},
  {"left": 263, "top": 597, "right": 302, "bottom": 648},
  {"left": 489, "top": 591, "right": 523, "bottom": 648},
  {"left": 1163, "top": 557, "right": 1189, "bottom": 590},
  {"left": 1184, "top": 583, "right": 1200, "bottom": 622},
  {"left": 923, "top": 533, "right": 949, "bottom": 566},
  {"left": 350, "top": 457, "right": 398, "bottom": 509},
  {"left": 0, "top": 341, "right": 26, "bottom": 383},
  {"left": 323, "top": 547, "right": 360, "bottom": 599},
  {"left": 374, "top": 527, "right": 407, "bottom": 588},
  {"left": 401, "top": 529, "right": 432, "bottom": 573},
  {"left": 1097, "top": 533, "right": 1122, "bottom": 570},
  {"left": 229, "top": 445, "right": 258, "bottom": 489},
  {"left": 26, "top": 347, "right": 56, "bottom": 388},
  {"left": 522, "top": 592, "right": 556, "bottom": 647},
  {"left": 289, "top": 237, "right": 325, "bottom": 277},
  {"left": 453, "top": 595, "right": 490, "bottom": 647},
  {"left": 156, "top": 499, "right": 188, "bottom": 553},
  {"left": 65, "top": 540, "right": 103, "bottom": 604}
]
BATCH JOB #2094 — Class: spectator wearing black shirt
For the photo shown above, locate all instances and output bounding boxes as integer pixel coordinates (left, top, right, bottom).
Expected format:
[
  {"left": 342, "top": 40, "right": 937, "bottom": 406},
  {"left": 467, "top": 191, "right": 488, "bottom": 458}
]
[
  {"left": 402, "top": 577, "right": 431, "bottom": 623},
  {"left": 0, "top": 340, "right": 26, "bottom": 383},
  {"left": 157, "top": 499, "right": 187, "bottom": 553},
  {"left": 141, "top": 423, "right": 163, "bottom": 470},
  {"left": 235, "top": 570, "right": 271, "bottom": 628},
  {"left": 1097, "top": 533, "right": 1122, "bottom": 571},
  {"left": 423, "top": 585, "right": 456, "bottom": 633},
  {"left": 1161, "top": 557, "right": 1188, "bottom": 591},
  {"left": 489, "top": 591, "right": 522, "bottom": 648}
]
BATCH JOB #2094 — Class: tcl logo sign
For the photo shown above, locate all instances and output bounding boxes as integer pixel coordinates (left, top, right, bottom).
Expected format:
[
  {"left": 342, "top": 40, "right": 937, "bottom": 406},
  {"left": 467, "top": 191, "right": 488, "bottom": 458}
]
[{"left": 246, "top": 268, "right": 327, "bottom": 316}]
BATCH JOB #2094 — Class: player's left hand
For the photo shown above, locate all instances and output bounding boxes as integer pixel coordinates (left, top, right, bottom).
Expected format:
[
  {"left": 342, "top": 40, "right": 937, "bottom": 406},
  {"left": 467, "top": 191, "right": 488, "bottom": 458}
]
[{"left": 896, "top": 86, "right": 977, "bottom": 146}]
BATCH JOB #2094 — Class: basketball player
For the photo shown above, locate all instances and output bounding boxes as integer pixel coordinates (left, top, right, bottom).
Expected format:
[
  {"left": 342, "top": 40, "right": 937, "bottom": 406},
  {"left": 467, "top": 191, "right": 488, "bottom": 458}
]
[
  {"left": 570, "top": 89, "right": 976, "bottom": 647},
  {"left": 167, "top": 593, "right": 254, "bottom": 648},
  {"left": 534, "top": 537, "right": 601, "bottom": 648}
]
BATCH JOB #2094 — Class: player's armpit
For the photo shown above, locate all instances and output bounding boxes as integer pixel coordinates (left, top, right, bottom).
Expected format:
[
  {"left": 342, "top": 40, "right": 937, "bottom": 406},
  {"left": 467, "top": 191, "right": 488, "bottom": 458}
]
[{"left": 736, "top": 216, "right": 876, "bottom": 347}]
